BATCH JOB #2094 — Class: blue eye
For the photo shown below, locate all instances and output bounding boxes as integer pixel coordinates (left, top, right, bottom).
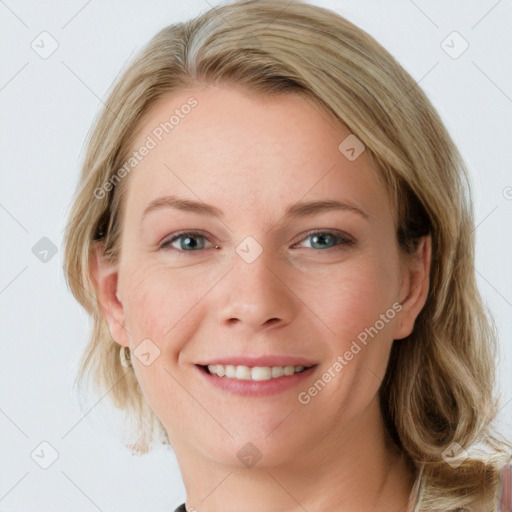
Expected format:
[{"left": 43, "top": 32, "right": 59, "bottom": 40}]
[
  {"left": 160, "top": 230, "right": 210, "bottom": 251},
  {"left": 159, "top": 229, "right": 354, "bottom": 253},
  {"left": 293, "top": 230, "right": 355, "bottom": 251}
]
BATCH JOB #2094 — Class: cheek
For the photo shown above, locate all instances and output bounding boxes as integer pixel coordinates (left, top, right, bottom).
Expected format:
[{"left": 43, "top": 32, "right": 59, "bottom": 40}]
[
  {"left": 305, "top": 258, "right": 400, "bottom": 418},
  {"left": 309, "top": 253, "right": 400, "bottom": 344},
  {"left": 120, "top": 265, "right": 200, "bottom": 423},
  {"left": 121, "top": 262, "right": 201, "bottom": 337}
]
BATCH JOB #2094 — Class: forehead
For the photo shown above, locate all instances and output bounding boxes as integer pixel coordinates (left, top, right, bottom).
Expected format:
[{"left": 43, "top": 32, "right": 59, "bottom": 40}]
[{"left": 122, "top": 84, "right": 390, "bottom": 223}]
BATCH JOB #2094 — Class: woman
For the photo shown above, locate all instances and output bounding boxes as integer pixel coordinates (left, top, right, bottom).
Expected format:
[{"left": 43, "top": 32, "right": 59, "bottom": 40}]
[{"left": 63, "top": 0, "right": 512, "bottom": 510}]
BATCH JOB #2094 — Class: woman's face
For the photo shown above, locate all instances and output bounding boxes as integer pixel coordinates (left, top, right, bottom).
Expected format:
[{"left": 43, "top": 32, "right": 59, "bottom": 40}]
[{"left": 100, "top": 83, "right": 427, "bottom": 468}]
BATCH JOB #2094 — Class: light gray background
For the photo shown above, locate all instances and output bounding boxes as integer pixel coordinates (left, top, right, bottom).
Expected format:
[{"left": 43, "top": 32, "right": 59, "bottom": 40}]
[{"left": 1, "top": 1, "right": 511, "bottom": 511}]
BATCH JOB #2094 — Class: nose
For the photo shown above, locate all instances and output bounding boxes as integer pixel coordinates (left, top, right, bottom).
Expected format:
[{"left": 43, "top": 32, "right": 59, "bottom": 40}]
[{"left": 214, "top": 245, "right": 296, "bottom": 332}]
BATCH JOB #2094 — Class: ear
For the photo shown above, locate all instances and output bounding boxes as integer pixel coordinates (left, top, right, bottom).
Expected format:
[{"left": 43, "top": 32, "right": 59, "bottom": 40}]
[
  {"left": 393, "top": 235, "right": 432, "bottom": 340},
  {"left": 88, "top": 242, "right": 129, "bottom": 347}
]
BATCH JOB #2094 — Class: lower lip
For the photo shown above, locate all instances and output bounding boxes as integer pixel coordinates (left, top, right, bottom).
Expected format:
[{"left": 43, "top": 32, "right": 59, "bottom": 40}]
[{"left": 196, "top": 365, "right": 317, "bottom": 397}]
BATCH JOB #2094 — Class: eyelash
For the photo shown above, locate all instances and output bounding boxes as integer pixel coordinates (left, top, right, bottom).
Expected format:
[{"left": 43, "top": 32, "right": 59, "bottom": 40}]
[{"left": 159, "top": 229, "right": 355, "bottom": 253}]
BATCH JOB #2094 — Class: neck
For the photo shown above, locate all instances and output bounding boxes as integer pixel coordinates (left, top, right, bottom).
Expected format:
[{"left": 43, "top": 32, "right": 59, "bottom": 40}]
[{"left": 174, "top": 397, "right": 416, "bottom": 512}]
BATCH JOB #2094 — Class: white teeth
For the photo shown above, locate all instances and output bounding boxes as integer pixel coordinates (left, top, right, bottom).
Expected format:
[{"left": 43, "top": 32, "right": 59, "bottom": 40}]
[
  {"left": 251, "top": 367, "right": 271, "bottom": 380},
  {"left": 271, "top": 366, "right": 284, "bottom": 378},
  {"left": 236, "top": 365, "right": 251, "bottom": 380},
  {"left": 284, "top": 365, "right": 295, "bottom": 376},
  {"left": 206, "top": 364, "right": 307, "bottom": 380}
]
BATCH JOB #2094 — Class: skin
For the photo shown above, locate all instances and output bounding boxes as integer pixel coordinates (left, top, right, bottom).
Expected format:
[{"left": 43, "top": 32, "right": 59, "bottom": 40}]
[{"left": 91, "top": 83, "right": 431, "bottom": 512}]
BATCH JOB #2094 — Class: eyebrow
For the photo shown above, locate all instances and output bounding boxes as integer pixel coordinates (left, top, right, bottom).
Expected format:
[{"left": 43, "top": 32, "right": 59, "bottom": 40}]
[{"left": 141, "top": 195, "right": 369, "bottom": 221}]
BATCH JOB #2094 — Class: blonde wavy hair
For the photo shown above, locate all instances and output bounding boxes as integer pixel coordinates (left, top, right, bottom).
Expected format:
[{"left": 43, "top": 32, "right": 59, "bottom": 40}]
[{"left": 63, "top": 0, "right": 511, "bottom": 509}]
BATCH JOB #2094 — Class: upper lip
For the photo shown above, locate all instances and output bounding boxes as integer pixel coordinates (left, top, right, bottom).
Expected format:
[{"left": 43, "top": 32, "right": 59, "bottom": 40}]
[{"left": 196, "top": 356, "right": 318, "bottom": 367}]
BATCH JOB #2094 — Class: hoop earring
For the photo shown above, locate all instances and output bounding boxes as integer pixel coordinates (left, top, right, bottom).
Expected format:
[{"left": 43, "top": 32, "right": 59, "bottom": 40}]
[{"left": 120, "top": 345, "right": 132, "bottom": 369}]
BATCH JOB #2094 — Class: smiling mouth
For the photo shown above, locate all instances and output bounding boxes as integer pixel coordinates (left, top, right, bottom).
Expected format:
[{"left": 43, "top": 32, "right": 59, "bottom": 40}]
[{"left": 198, "top": 363, "right": 315, "bottom": 381}]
